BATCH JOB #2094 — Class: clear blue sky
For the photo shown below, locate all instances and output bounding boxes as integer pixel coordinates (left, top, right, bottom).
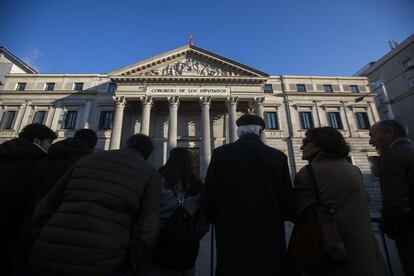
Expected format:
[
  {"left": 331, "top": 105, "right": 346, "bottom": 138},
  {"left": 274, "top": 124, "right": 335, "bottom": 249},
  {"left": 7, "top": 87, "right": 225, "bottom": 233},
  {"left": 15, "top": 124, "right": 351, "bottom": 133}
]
[{"left": 0, "top": 0, "right": 413, "bottom": 76}]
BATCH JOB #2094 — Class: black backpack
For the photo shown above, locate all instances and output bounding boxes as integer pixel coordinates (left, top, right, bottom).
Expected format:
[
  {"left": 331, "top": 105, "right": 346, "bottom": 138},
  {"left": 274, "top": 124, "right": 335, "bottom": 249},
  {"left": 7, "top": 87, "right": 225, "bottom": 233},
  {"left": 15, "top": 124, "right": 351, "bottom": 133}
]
[{"left": 153, "top": 192, "right": 200, "bottom": 271}]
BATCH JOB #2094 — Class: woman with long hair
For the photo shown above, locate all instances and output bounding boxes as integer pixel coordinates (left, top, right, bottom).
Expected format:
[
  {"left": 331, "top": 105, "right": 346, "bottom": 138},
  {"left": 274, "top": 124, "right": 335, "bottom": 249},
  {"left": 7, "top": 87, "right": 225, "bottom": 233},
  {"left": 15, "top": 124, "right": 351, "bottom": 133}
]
[
  {"left": 292, "top": 127, "right": 386, "bottom": 276},
  {"left": 141, "top": 147, "right": 208, "bottom": 276}
]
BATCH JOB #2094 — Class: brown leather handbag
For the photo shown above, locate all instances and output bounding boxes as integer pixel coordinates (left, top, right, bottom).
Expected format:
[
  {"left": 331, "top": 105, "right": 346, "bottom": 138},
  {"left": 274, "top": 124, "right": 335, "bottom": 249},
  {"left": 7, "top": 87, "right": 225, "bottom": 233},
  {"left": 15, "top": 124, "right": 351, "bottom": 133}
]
[{"left": 288, "top": 165, "right": 349, "bottom": 268}]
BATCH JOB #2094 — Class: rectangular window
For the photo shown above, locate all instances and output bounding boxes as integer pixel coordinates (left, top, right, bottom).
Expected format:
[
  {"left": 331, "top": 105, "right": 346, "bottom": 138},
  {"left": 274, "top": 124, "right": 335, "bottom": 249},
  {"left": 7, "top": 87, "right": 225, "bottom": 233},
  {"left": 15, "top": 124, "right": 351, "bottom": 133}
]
[
  {"left": 299, "top": 112, "right": 314, "bottom": 129},
  {"left": 45, "top": 82, "right": 55, "bottom": 91},
  {"left": 263, "top": 84, "right": 273, "bottom": 93},
  {"left": 73, "top": 82, "right": 84, "bottom": 91},
  {"left": 409, "top": 77, "right": 414, "bottom": 87},
  {"left": 296, "top": 84, "right": 306, "bottom": 92},
  {"left": 264, "top": 112, "right": 279, "bottom": 129},
  {"left": 62, "top": 111, "right": 78, "bottom": 129},
  {"left": 368, "top": 156, "right": 380, "bottom": 177},
  {"left": 0, "top": 111, "right": 16, "bottom": 129},
  {"left": 350, "top": 85, "right": 359, "bottom": 93},
  {"left": 327, "top": 112, "right": 343, "bottom": 129},
  {"left": 107, "top": 83, "right": 117, "bottom": 93},
  {"left": 33, "top": 111, "right": 46, "bottom": 124},
  {"left": 402, "top": 58, "right": 414, "bottom": 70},
  {"left": 323, "top": 84, "right": 333, "bottom": 93},
  {"left": 356, "top": 112, "right": 370, "bottom": 129},
  {"left": 16, "top": 83, "right": 26, "bottom": 91},
  {"left": 98, "top": 111, "right": 114, "bottom": 130}
]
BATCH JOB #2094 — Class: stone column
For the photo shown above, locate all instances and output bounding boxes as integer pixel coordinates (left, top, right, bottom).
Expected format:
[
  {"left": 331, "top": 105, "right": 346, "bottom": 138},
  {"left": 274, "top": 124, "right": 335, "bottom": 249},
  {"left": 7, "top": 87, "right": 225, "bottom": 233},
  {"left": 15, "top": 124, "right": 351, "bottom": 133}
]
[
  {"left": 13, "top": 101, "right": 28, "bottom": 131},
  {"left": 45, "top": 105, "right": 55, "bottom": 127},
  {"left": 139, "top": 96, "right": 153, "bottom": 136},
  {"left": 19, "top": 100, "right": 32, "bottom": 132},
  {"left": 252, "top": 97, "right": 267, "bottom": 143},
  {"left": 81, "top": 100, "right": 92, "bottom": 128},
  {"left": 167, "top": 96, "right": 180, "bottom": 154},
  {"left": 109, "top": 96, "right": 126, "bottom": 150},
  {"left": 342, "top": 101, "right": 356, "bottom": 137},
  {"left": 226, "top": 96, "right": 238, "bottom": 142},
  {"left": 253, "top": 97, "right": 265, "bottom": 118},
  {"left": 368, "top": 101, "right": 380, "bottom": 122},
  {"left": 50, "top": 101, "right": 63, "bottom": 131},
  {"left": 200, "top": 96, "right": 212, "bottom": 179}
]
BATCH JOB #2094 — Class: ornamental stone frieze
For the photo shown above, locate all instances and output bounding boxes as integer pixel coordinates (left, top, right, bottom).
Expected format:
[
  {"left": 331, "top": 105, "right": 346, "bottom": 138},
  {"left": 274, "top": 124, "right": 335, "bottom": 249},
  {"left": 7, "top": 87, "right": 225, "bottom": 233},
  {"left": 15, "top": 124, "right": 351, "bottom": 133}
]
[{"left": 142, "top": 58, "right": 240, "bottom": 77}]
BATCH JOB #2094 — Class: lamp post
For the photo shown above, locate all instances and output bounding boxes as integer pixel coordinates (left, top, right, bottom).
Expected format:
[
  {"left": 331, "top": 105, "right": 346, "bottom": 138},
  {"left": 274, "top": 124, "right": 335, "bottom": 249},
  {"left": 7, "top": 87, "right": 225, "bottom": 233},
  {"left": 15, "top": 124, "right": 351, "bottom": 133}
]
[{"left": 379, "top": 82, "right": 394, "bottom": 119}]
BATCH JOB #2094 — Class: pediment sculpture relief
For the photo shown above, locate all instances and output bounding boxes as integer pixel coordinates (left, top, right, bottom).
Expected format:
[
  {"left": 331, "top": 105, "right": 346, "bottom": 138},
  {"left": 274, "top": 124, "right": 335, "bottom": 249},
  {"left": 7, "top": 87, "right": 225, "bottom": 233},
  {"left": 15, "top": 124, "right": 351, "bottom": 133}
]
[{"left": 142, "top": 58, "right": 240, "bottom": 77}]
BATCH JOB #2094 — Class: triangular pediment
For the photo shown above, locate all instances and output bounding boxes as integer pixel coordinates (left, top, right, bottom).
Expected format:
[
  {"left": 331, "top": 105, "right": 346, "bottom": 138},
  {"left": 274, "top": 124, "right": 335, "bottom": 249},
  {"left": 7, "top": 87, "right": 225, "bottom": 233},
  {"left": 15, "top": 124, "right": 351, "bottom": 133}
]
[{"left": 109, "top": 45, "right": 268, "bottom": 78}]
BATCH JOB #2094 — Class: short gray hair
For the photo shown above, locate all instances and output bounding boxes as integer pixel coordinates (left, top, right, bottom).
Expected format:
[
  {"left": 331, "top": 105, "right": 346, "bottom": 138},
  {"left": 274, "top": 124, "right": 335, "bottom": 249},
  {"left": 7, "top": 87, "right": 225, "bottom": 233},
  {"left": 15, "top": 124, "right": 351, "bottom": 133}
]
[
  {"left": 374, "top": 120, "right": 408, "bottom": 137},
  {"left": 237, "top": 125, "right": 262, "bottom": 137}
]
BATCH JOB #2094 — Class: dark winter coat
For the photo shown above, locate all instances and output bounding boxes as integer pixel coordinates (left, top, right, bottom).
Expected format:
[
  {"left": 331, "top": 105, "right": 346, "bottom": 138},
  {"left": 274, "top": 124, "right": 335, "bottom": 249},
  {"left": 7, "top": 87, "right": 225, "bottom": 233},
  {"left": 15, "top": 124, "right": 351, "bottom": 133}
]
[
  {"left": 293, "top": 152, "right": 387, "bottom": 276},
  {"left": 13, "top": 138, "right": 93, "bottom": 258},
  {"left": 0, "top": 138, "right": 47, "bottom": 270},
  {"left": 379, "top": 138, "right": 414, "bottom": 235},
  {"left": 201, "top": 134, "right": 294, "bottom": 276},
  {"left": 29, "top": 149, "right": 161, "bottom": 276}
]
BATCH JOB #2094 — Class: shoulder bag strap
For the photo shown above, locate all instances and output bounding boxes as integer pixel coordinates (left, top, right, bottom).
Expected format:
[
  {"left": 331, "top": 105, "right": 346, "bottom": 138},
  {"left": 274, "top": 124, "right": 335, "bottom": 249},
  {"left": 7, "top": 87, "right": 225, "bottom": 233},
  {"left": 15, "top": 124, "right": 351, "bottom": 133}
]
[{"left": 306, "top": 165, "right": 322, "bottom": 206}]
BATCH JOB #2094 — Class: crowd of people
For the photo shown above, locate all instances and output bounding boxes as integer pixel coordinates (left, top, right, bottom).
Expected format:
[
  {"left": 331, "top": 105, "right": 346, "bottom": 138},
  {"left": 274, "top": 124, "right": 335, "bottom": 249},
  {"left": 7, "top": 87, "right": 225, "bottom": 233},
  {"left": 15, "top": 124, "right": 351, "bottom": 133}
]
[{"left": 0, "top": 114, "right": 412, "bottom": 276}]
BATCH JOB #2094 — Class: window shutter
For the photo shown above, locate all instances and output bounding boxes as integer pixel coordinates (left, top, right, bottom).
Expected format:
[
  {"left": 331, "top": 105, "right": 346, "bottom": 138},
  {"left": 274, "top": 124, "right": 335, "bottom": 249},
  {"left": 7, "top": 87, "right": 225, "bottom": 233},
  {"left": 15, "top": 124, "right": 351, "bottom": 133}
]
[
  {"left": 289, "top": 84, "right": 296, "bottom": 91},
  {"left": 305, "top": 84, "right": 313, "bottom": 92},
  {"left": 332, "top": 85, "right": 340, "bottom": 92},
  {"left": 343, "top": 85, "right": 350, "bottom": 91}
]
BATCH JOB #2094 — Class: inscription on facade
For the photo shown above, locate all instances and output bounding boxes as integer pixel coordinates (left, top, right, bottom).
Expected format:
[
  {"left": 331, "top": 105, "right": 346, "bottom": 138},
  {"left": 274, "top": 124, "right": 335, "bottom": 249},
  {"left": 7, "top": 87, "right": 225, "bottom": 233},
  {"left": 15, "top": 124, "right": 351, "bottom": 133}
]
[{"left": 147, "top": 86, "right": 230, "bottom": 95}]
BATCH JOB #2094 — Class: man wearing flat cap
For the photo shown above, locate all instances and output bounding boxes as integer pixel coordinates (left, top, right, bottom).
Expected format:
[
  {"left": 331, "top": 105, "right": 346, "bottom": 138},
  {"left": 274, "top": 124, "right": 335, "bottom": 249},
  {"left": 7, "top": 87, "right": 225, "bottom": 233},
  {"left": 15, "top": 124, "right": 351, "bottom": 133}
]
[{"left": 201, "top": 114, "right": 294, "bottom": 276}]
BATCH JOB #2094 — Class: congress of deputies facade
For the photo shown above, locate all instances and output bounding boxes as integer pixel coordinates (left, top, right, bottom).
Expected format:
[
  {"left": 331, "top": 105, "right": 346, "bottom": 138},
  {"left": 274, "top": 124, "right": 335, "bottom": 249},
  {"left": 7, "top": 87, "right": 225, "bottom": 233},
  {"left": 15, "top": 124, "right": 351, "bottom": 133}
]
[{"left": 0, "top": 44, "right": 382, "bottom": 211}]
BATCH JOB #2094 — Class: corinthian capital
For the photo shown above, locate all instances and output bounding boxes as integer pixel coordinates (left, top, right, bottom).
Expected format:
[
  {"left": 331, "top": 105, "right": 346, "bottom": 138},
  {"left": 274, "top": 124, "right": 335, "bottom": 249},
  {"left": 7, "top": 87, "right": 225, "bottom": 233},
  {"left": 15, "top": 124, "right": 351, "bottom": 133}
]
[
  {"left": 113, "top": 96, "right": 126, "bottom": 107},
  {"left": 225, "top": 96, "right": 238, "bottom": 106},
  {"left": 199, "top": 96, "right": 212, "bottom": 106},
  {"left": 139, "top": 96, "right": 153, "bottom": 107},
  {"left": 167, "top": 96, "right": 180, "bottom": 107}
]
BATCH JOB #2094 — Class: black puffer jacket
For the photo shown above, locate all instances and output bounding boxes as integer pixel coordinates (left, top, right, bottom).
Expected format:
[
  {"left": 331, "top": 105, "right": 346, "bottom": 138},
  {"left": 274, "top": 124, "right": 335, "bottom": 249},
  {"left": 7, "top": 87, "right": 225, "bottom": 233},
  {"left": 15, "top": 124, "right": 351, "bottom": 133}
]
[
  {"left": 14, "top": 138, "right": 93, "bottom": 258},
  {"left": 29, "top": 149, "right": 161, "bottom": 276},
  {"left": 0, "top": 138, "right": 47, "bottom": 270}
]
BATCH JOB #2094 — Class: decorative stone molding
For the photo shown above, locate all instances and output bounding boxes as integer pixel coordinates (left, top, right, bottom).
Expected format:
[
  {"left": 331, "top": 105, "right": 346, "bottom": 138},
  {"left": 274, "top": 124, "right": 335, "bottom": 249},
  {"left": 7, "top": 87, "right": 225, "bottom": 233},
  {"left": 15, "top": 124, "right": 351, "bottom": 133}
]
[
  {"left": 139, "top": 96, "right": 153, "bottom": 106},
  {"left": 167, "top": 96, "right": 180, "bottom": 107},
  {"left": 113, "top": 96, "right": 126, "bottom": 107},
  {"left": 143, "top": 58, "right": 240, "bottom": 77},
  {"left": 199, "top": 96, "right": 212, "bottom": 106}
]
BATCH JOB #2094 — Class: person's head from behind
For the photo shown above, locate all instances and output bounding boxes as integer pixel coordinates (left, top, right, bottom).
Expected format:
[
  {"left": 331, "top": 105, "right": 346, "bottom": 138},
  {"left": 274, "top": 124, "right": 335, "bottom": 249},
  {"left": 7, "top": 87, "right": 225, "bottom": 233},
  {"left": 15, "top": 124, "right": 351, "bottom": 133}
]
[
  {"left": 369, "top": 120, "right": 408, "bottom": 154},
  {"left": 159, "top": 147, "right": 201, "bottom": 196},
  {"left": 301, "top": 127, "right": 350, "bottom": 161},
  {"left": 126, "top": 134, "right": 153, "bottom": 160},
  {"left": 19, "top": 123, "right": 57, "bottom": 151},
  {"left": 74, "top": 129, "right": 98, "bottom": 151},
  {"left": 236, "top": 114, "right": 266, "bottom": 138}
]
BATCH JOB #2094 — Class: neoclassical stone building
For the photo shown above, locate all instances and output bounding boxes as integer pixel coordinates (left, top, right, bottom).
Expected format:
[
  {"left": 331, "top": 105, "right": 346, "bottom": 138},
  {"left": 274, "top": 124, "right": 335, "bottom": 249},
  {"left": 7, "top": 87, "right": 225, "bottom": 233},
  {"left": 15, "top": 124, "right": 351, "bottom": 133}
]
[{"left": 0, "top": 44, "right": 382, "bottom": 210}]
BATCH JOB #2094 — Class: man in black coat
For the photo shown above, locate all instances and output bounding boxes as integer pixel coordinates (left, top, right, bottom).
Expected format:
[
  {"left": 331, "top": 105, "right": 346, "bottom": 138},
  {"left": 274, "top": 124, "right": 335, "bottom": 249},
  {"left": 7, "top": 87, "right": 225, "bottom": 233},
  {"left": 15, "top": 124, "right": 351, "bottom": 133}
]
[
  {"left": 369, "top": 120, "right": 414, "bottom": 275},
  {"left": 0, "top": 123, "right": 57, "bottom": 275},
  {"left": 12, "top": 129, "right": 98, "bottom": 274},
  {"left": 201, "top": 114, "right": 294, "bottom": 276}
]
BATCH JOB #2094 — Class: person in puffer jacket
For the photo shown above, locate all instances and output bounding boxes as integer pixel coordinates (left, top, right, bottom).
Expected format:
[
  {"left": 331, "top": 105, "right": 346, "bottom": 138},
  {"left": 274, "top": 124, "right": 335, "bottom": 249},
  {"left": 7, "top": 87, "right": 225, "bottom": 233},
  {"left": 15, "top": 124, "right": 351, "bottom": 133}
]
[
  {"left": 12, "top": 129, "right": 97, "bottom": 275},
  {"left": 29, "top": 134, "right": 161, "bottom": 276}
]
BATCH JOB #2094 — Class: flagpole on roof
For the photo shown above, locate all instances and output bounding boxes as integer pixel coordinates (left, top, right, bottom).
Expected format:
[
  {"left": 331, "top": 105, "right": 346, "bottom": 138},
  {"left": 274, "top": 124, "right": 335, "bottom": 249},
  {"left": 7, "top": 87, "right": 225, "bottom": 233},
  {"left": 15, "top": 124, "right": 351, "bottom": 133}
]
[{"left": 189, "top": 34, "right": 193, "bottom": 46}]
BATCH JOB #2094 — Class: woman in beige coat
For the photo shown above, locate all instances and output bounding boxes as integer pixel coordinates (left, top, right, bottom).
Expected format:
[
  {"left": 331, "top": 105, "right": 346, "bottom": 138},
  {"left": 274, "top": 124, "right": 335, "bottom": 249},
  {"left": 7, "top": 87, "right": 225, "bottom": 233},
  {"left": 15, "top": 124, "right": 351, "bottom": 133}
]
[{"left": 293, "top": 127, "right": 387, "bottom": 276}]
